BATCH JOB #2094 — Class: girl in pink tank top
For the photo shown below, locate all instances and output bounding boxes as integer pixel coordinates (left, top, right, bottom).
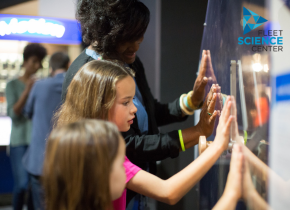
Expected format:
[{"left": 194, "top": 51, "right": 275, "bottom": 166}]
[{"left": 44, "top": 60, "right": 242, "bottom": 210}]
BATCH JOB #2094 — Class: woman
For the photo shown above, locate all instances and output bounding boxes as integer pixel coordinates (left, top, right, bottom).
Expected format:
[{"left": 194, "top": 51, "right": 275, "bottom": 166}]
[{"left": 62, "top": 0, "right": 218, "bottom": 204}]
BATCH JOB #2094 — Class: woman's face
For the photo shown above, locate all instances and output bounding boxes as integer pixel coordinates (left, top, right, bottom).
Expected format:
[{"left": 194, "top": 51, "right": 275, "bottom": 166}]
[
  {"left": 116, "top": 36, "right": 144, "bottom": 64},
  {"left": 109, "top": 136, "right": 126, "bottom": 200},
  {"left": 108, "top": 76, "right": 137, "bottom": 132},
  {"left": 23, "top": 56, "right": 42, "bottom": 75}
]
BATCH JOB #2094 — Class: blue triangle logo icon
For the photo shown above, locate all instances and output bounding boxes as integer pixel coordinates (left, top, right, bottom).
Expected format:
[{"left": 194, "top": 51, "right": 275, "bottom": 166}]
[{"left": 243, "top": 7, "right": 268, "bottom": 35}]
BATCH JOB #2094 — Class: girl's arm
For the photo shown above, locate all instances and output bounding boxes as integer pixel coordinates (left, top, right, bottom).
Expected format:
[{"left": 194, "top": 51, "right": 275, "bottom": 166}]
[{"left": 127, "top": 97, "right": 233, "bottom": 205}]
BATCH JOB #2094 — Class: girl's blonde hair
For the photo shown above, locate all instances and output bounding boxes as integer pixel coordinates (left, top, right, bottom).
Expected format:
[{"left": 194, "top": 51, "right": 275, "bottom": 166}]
[
  {"left": 55, "top": 60, "right": 134, "bottom": 127},
  {"left": 43, "top": 119, "right": 120, "bottom": 210}
]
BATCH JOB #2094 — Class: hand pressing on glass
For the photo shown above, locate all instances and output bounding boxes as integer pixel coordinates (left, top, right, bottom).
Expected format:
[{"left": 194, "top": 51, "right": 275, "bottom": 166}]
[
  {"left": 190, "top": 50, "right": 217, "bottom": 110},
  {"left": 196, "top": 84, "right": 219, "bottom": 138},
  {"left": 212, "top": 144, "right": 243, "bottom": 210}
]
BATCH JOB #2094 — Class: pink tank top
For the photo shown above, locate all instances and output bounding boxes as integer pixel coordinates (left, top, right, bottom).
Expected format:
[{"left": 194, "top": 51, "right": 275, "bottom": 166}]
[{"left": 112, "top": 156, "right": 141, "bottom": 210}]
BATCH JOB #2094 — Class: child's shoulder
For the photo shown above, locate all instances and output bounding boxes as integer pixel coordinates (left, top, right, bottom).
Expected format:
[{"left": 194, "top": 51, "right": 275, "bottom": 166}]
[{"left": 124, "top": 157, "right": 141, "bottom": 172}]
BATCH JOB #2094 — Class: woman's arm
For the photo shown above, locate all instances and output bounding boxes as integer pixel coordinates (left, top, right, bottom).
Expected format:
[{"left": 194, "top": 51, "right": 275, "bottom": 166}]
[
  {"left": 13, "top": 77, "right": 35, "bottom": 116},
  {"left": 182, "top": 86, "right": 218, "bottom": 149},
  {"left": 126, "top": 97, "right": 233, "bottom": 205},
  {"left": 153, "top": 50, "right": 214, "bottom": 127},
  {"left": 124, "top": 86, "right": 218, "bottom": 162}
]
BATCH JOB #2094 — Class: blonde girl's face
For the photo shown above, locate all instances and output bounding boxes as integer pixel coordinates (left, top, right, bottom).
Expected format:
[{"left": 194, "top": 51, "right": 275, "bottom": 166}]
[
  {"left": 109, "top": 136, "right": 126, "bottom": 200},
  {"left": 108, "top": 76, "right": 137, "bottom": 132}
]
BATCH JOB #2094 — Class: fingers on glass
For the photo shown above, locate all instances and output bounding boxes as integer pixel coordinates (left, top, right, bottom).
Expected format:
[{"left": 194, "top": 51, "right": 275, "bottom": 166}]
[
  {"left": 201, "top": 76, "right": 208, "bottom": 87},
  {"left": 221, "top": 96, "right": 232, "bottom": 119},
  {"left": 208, "top": 93, "right": 217, "bottom": 113},
  {"left": 224, "top": 115, "right": 234, "bottom": 135},
  {"left": 200, "top": 50, "right": 208, "bottom": 77},
  {"left": 209, "top": 110, "right": 218, "bottom": 125},
  {"left": 231, "top": 144, "right": 244, "bottom": 174}
]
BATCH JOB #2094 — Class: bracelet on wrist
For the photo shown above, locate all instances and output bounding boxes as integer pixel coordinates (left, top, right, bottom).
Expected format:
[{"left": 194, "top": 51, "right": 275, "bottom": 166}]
[
  {"left": 180, "top": 94, "right": 194, "bottom": 115},
  {"left": 187, "top": 90, "right": 203, "bottom": 110},
  {"left": 183, "top": 94, "right": 194, "bottom": 111},
  {"left": 178, "top": 129, "right": 186, "bottom": 152}
]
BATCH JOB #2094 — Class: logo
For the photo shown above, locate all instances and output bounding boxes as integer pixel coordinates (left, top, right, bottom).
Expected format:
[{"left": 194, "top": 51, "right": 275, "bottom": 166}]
[
  {"left": 239, "top": 7, "right": 283, "bottom": 52},
  {"left": 0, "top": 18, "right": 65, "bottom": 38},
  {"left": 243, "top": 7, "right": 268, "bottom": 35}
]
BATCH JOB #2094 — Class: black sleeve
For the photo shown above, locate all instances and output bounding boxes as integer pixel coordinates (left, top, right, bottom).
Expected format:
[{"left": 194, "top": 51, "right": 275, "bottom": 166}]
[
  {"left": 122, "top": 122, "right": 181, "bottom": 162},
  {"left": 154, "top": 98, "right": 188, "bottom": 127},
  {"left": 132, "top": 56, "right": 188, "bottom": 128},
  {"left": 61, "top": 51, "right": 94, "bottom": 101}
]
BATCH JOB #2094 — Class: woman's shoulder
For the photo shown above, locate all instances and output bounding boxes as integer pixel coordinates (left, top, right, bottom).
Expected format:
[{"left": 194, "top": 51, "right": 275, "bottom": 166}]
[
  {"left": 69, "top": 50, "right": 93, "bottom": 72},
  {"left": 63, "top": 50, "right": 94, "bottom": 89}
]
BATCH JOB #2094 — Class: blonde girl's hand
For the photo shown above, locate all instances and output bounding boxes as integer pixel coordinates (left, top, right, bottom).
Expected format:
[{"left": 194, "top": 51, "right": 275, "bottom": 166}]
[
  {"left": 229, "top": 96, "right": 243, "bottom": 143},
  {"left": 212, "top": 144, "right": 244, "bottom": 210},
  {"left": 242, "top": 155, "right": 256, "bottom": 201},
  {"left": 223, "top": 144, "right": 244, "bottom": 201},
  {"left": 214, "top": 96, "right": 234, "bottom": 151}
]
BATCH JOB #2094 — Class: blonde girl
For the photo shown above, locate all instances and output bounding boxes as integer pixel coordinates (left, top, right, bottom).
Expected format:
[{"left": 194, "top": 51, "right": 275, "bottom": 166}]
[
  {"left": 53, "top": 60, "right": 235, "bottom": 209},
  {"left": 43, "top": 120, "right": 127, "bottom": 210}
]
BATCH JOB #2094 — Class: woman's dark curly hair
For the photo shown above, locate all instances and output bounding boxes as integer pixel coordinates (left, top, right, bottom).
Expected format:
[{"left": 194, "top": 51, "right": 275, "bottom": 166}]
[{"left": 76, "top": 0, "right": 150, "bottom": 58}]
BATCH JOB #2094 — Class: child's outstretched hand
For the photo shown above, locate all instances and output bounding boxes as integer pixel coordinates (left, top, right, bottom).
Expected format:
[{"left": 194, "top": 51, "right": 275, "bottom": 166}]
[
  {"left": 214, "top": 96, "right": 234, "bottom": 151},
  {"left": 229, "top": 96, "right": 244, "bottom": 143},
  {"left": 224, "top": 144, "right": 243, "bottom": 201},
  {"left": 212, "top": 144, "right": 244, "bottom": 210}
]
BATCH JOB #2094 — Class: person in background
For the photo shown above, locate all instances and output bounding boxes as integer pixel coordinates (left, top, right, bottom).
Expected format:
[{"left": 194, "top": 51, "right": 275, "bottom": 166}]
[
  {"left": 22, "top": 52, "right": 70, "bottom": 210},
  {"left": 5, "top": 43, "right": 47, "bottom": 210}
]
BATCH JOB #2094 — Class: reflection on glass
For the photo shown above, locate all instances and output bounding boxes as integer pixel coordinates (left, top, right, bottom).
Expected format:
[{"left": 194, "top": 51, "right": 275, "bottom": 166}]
[{"left": 197, "top": 0, "right": 290, "bottom": 209}]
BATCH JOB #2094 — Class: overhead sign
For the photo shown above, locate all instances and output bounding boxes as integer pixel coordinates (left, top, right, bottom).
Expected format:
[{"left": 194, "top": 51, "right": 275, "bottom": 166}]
[{"left": 0, "top": 14, "right": 82, "bottom": 45}]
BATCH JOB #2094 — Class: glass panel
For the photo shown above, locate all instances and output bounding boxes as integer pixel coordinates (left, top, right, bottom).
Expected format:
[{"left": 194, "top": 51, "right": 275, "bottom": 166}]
[{"left": 197, "top": 0, "right": 290, "bottom": 209}]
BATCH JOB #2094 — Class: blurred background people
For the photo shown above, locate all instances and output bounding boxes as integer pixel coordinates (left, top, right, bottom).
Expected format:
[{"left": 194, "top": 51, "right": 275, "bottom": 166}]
[
  {"left": 22, "top": 52, "right": 70, "bottom": 210},
  {"left": 5, "top": 43, "right": 47, "bottom": 210}
]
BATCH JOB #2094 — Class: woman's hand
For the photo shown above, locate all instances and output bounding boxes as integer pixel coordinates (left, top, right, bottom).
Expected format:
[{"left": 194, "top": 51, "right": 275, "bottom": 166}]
[
  {"left": 196, "top": 84, "right": 219, "bottom": 137},
  {"left": 191, "top": 50, "right": 217, "bottom": 109}
]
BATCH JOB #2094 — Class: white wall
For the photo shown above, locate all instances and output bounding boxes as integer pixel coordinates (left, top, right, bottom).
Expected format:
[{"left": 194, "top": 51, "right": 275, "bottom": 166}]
[
  {"left": 39, "top": 0, "right": 77, "bottom": 19},
  {"left": 138, "top": 0, "right": 161, "bottom": 100}
]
